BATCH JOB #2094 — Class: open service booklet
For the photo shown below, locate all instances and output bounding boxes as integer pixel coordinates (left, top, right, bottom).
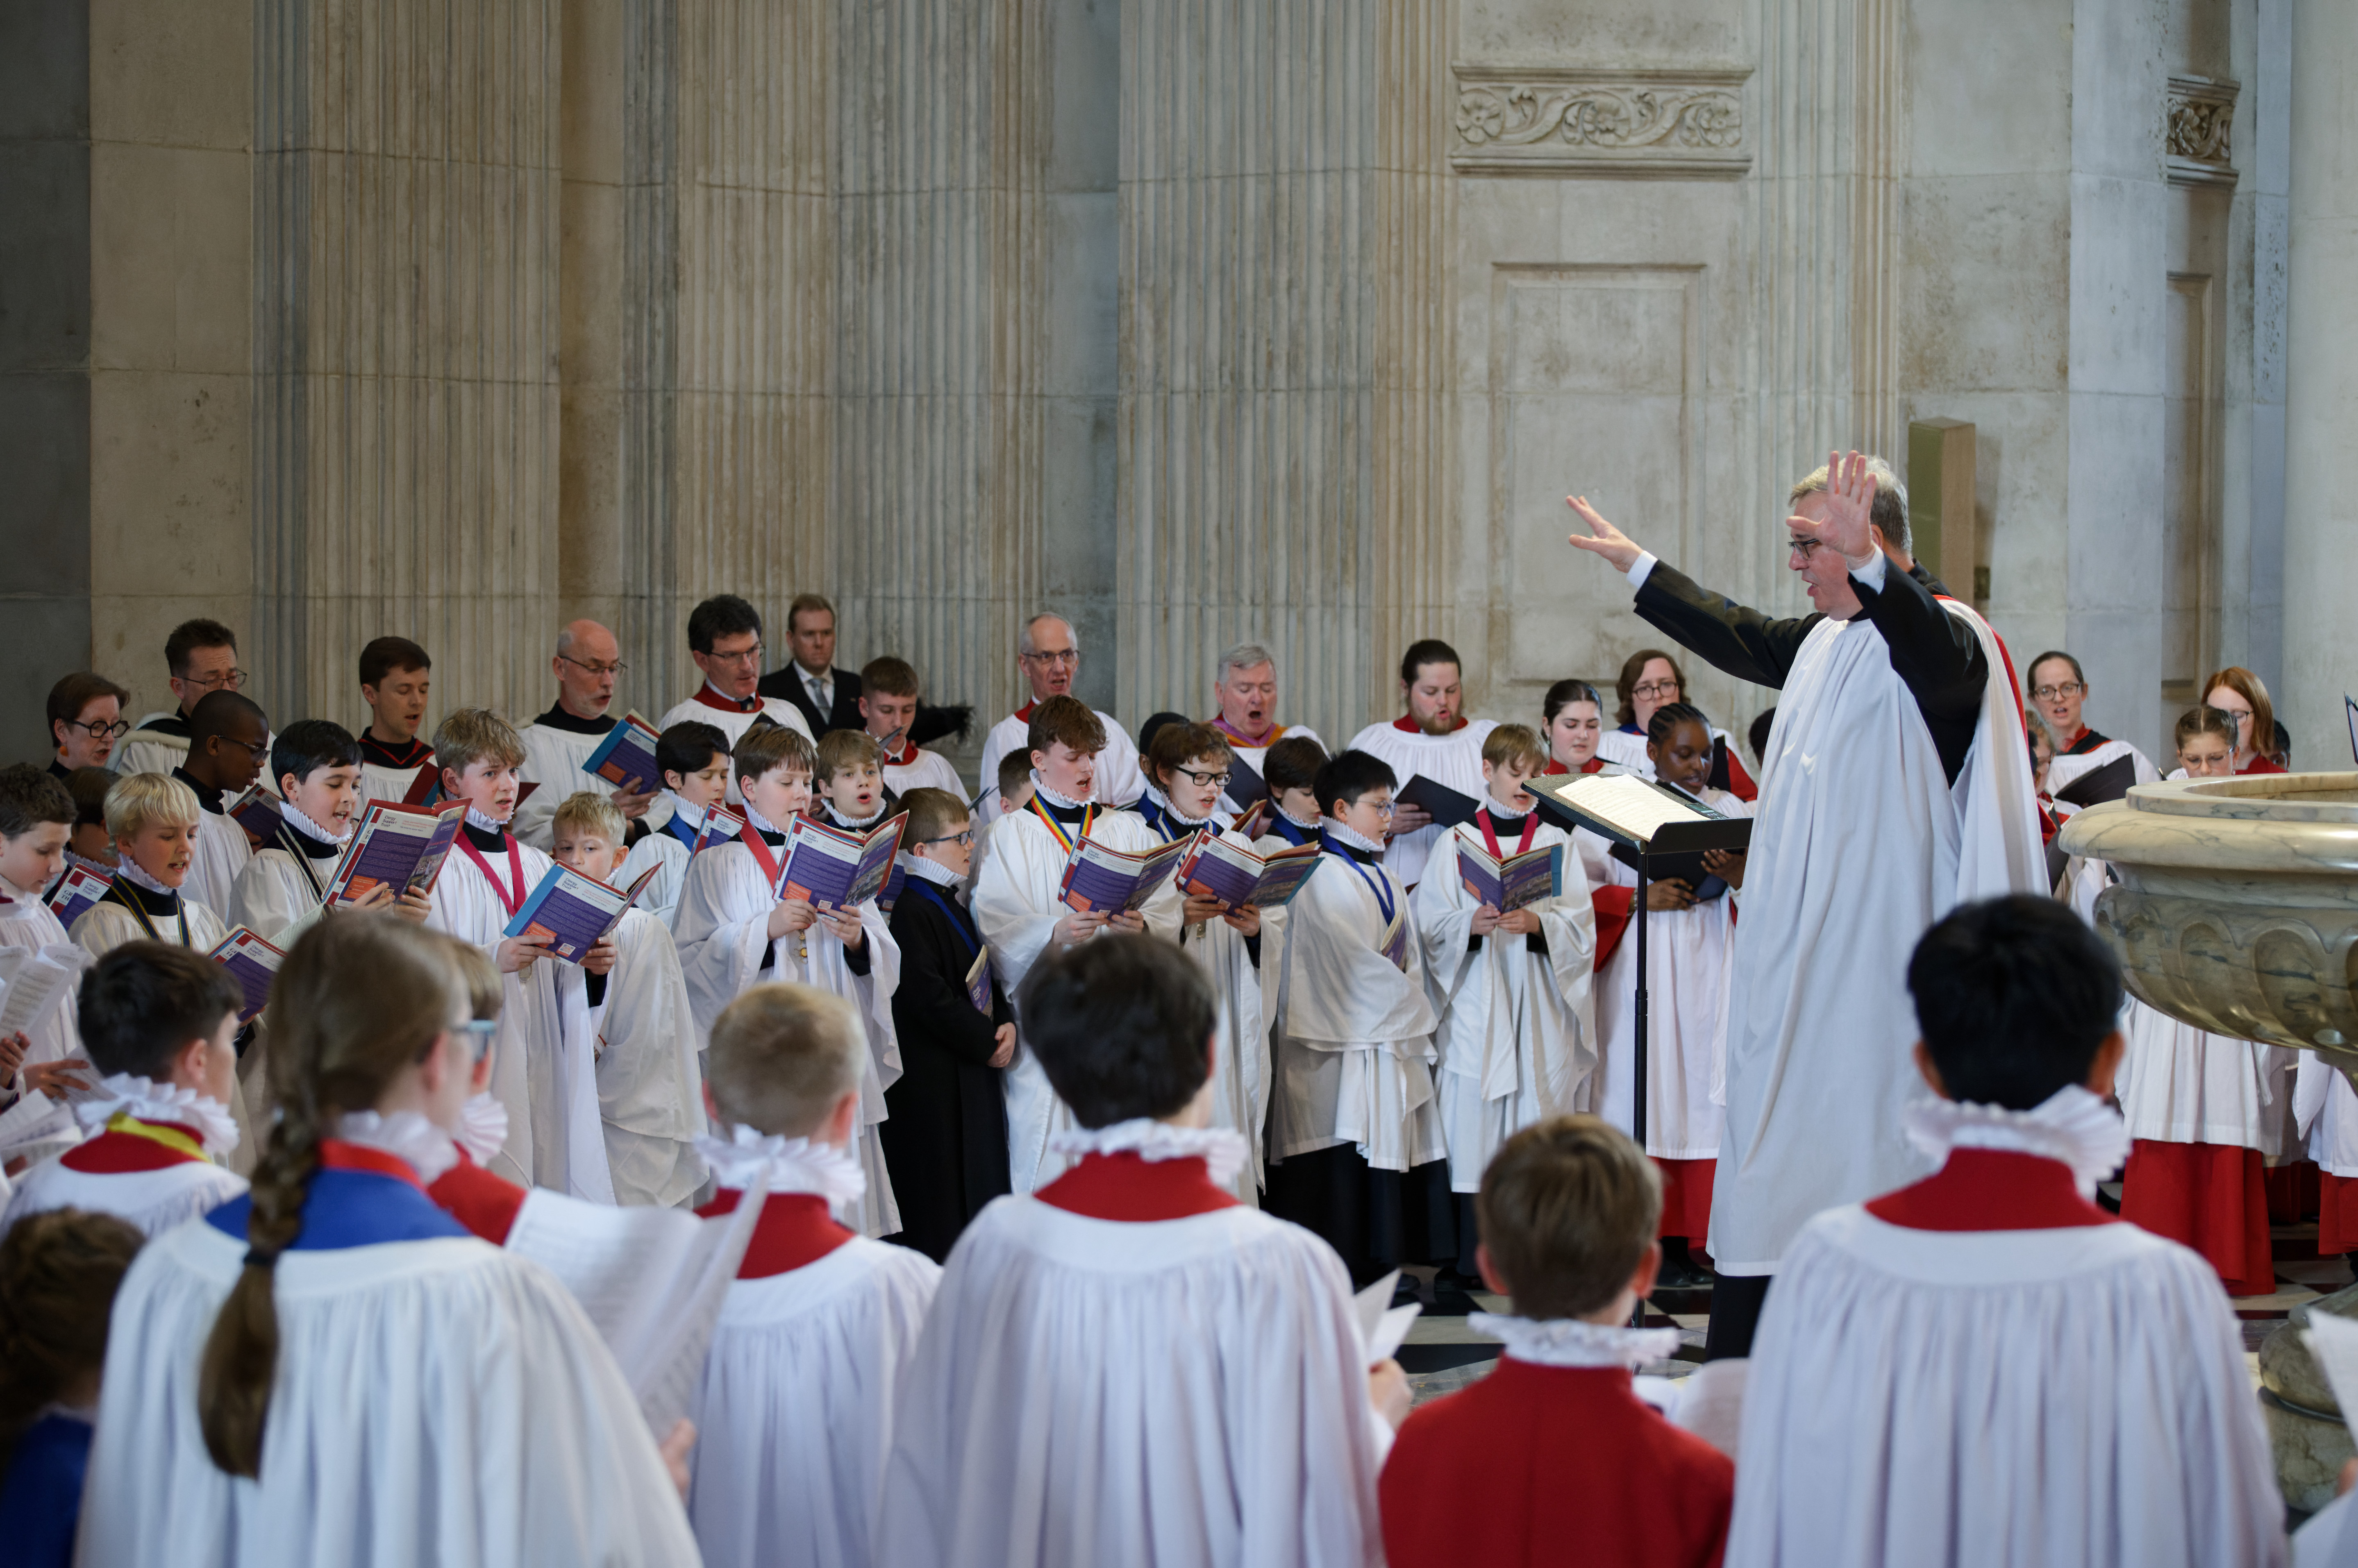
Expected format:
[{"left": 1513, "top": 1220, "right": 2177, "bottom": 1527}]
[
  {"left": 503, "top": 1176, "right": 768, "bottom": 1432},
  {"left": 1174, "top": 834, "right": 1322, "bottom": 912},
  {"left": 777, "top": 813, "right": 908, "bottom": 911},
  {"left": 503, "top": 862, "right": 663, "bottom": 964},
  {"left": 1060, "top": 833, "right": 1192, "bottom": 915},
  {"left": 0, "top": 944, "right": 89, "bottom": 1042},
  {"left": 207, "top": 927, "right": 286, "bottom": 1025},
  {"left": 326, "top": 799, "right": 470, "bottom": 906}
]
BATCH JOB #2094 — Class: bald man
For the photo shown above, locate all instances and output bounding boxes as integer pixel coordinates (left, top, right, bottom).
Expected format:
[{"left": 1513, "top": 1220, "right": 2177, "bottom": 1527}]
[
  {"left": 975, "top": 614, "right": 1143, "bottom": 809},
  {"left": 513, "top": 620, "right": 660, "bottom": 851}
]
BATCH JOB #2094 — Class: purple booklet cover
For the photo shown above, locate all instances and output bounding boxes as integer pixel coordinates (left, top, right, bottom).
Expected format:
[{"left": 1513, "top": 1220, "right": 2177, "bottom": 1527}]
[
  {"left": 1060, "top": 835, "right": 1190, "bottom": 914},
  {"left": 327, "top": 800, "right": 469, "bottom": 905},
  {"left": 228, "top": 787, "right": 284, "bottom": 847},
  {"left": 1458, "top": 841, "right": 1561, "bottom": 913},
  {"left": 779, "top": 813, "right": 908, "bottom": 909},
  {"left": 504, "top": 863, "right": 657, "bottom": 964},
  {"left": 207, "top": 927, "right": 286, "bottom": 1025},
  {"left": 46, "top": 866, "right": 111, "bottom": 930}
]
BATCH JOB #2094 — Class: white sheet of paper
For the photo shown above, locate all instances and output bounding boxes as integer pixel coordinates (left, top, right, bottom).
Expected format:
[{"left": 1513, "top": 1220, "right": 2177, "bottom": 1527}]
[
  {"left": 1352, "top": 1269, "right": 1422, "bottom": 1364},
  {"left": 1546, "top": 772, "right": 1714, "bottom": 842},
  {"left": 1668, "top": 1355, "right": 1747, "bottom": 1459},
  {"left": 0, "top": 946, "right": 87, "bottom": 1039},
  {"left": 0, "top": 1091, "right": 79, "bottom": 1164},
  {"left": 503, "top": 1176, "right": 768, "bottom": 1432},
  {"left": 2306, "top": 1313, "right": 2358, "bottom": 1430}
]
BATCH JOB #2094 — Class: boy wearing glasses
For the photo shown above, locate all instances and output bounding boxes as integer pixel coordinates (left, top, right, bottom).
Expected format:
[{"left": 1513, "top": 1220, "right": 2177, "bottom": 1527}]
[
  {"left": 975, "top": 613, "right": 1144, "bottom": 808},
  {"left": 515, "top": 618, "right": 662, "bottom": 849},
  {"left": 45, "top": 672, "right": 129, "bottom": 778},
  {"left": 354, "top": 635, "right": 439, "bottom": 805},
  {"left": 657, "top": 595, "right": 814, "bottom": 807},
  {"left": 882, "top": 786, "right": 1015, "bottom": 1260},
  {"left": 171, "top": 690, "right": 270, "bottom": 920},
  {"left": 112, "top": 618, "right": 249, "bottom": 779},
  {"left": 2026, "top": 651, "right": 2161, "bottom": 794}
]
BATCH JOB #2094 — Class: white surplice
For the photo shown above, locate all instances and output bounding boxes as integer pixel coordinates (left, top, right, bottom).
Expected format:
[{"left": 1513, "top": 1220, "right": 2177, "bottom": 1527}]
[
  {"left": 874, "top": 1195, "right": 1385, "bottom": 1568},
  {"left": 592, "top": 908, "right": 708, "bottom": 1207},
  {"left": 977, "top": 709, "right": 1145, "bottom": 808},
  {"left": 2120, "top": 996, "right": 2292, "bottom": 1154},
  {"left": 968, "top": 806, "right": 1179, "bottom": 1194},
  {"left": 513, "top": 717, "right": 612, "bottom": 851},
  {"left": 357, "top": 756, "right": 434, "bottom": 809},
  {"left": 1154, "top": 823, "right": 1270, "bottom": 1204},
  {"left": 111, "top": 720, "right": 189, "bottom": 780},
  {"left": 1588, "top": 787, "right": 1752, "bottom": 1160},
  {"left": 882, "top": 745, "right": 968, "bottom": 803},
  {"left": 0, "top": 873, "right": 80, "bottom": 1078},
  {"left": 689, "top": 1234, "right": 940, "bottom": 1568},
  {"left": 82, "top": 1213, "right": 700, "bottom": 1566},
  {"left": 229, "top": 844, "right": 332, "bottom": 944},
  {"left": 426, "top": 839, "right": 613, "bottom": 1202},
  {"left": 655, "top": 693, "right": 814, "bottom": 805},
  {"left": 1213, "top": 722, "right": 1325, "bottom": 819},
  {"left": 1339, "top": 719, "right": 1498, "bottom": 890},
  {"left": 1413, "top": 816, "right": 1597, "bottom": 1191},
  {"left": 1708, "top": 590, "right": 2045, "bottom": 1272},
  {"left": 184, "top": 801, "right": 253, "bottom": 924},
  {"left": 617, "top": 824, "right": 692, "bottom": 931},
  {"left": 1729, "top": 1203, "right": 2285, "bottom": 1568},
  {"left": 2297, "top": 1053, "right": 2358, "bottom": 1175},
  {"left": 2046, "top": 735, "right": 2163, "bottom": 796},
  {"left": 2, "top": 1147, "right": 245, "bottom": 1235},
  {"left": 672, "top": 840, "right": 905, "bottom": 1236},
  {"left": 1268, "top": 846, "right": 1445, "bottom": 1173}
]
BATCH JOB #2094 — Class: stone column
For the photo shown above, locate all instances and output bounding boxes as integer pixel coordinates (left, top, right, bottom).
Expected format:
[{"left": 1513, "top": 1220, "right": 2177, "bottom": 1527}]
[
  {"left": 252, "top": 0, "right": 565, "bottom": 723},
  {"left": 2281, "top": 1, "right": 2358, "bottom": 767}
]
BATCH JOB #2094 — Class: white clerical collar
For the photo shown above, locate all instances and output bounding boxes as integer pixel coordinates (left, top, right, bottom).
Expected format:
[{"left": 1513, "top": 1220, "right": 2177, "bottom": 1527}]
[
  {"left": 77, "top": 1073, "right": 239, "bottom": 1156},
  {"left": 1031, "top": 772, "right": 1094, "bottom": 811},
  {"left": 1468, "top": 1313, "right": 1682, "bottom": 1369},
  {"left": 900, "top": 852, "right": 963, "bottom": 888},
  {"left": 1901, "top": 1084, "right": 2129, "bottom": 1196},
  {"left": 280, "top": 801, "right": 350, "bottom": 846},
  {"left": 116, "top": 858, "right": 178, "bottom": 898},
  {"left": 458, "top": 1091, "right": 509, "bottom": 1165},
  {"left": 1321, "top": 817, "right": 1386, "bottom": 854},
  {"left": 465, "top": 807, "right": 509, "bottom": 835},
  {"left": 1143, "top": 784, "right": 1213, "bottom": 830},
  {"left": 742, "top": 800, "right": 789, "bottom": 837},
  {"left": 334, "top": 1109, "right": 460, "bottom": 1185},
  {"left": 1046, "top": 1117, "right": 1249, "bottom": 1188},
  {"left": 695, "top": 1124, "right": 868, "bottom": 1206}
]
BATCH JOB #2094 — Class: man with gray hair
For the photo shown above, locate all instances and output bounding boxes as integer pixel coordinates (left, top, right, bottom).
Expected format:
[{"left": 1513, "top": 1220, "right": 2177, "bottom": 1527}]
[
  {"left": 513, "top": 619, "right": 658, "bottom": 850},
  {"left": 1565, "top": 451, "right": 2045, "bottom": 1360},
  {"left": 976, "top": 614, "right": 1143, "bottom": 809},
  {"left": 1202, "top": 642, "right": 1323, "bottom": 819}
]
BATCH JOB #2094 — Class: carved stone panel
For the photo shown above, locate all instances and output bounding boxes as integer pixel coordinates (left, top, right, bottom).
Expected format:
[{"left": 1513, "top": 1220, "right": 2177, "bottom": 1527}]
[
  {"left": 2166, "top": 75, "right": 2238, "bottom": 189},
  {"left": 1451, "top": 66, "right": 1750, "bottom": 178}
]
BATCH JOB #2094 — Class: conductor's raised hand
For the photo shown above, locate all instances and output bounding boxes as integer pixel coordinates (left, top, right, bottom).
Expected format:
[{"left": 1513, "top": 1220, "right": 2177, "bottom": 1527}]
[
  {"left": 1565, "top": 496, "right": 1645, "bottom": 574},
  {"left": 1788, "top": 450, "right": 1876, "bottom": 564}
]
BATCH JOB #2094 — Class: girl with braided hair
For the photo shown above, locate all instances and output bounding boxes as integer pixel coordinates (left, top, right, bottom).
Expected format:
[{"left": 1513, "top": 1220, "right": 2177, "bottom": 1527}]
[
  {"left": 1586, "top": 702, "right": 1753, "bottom": 1289},
  {"left": 77, "top": 914, "right": 697, "bottom": 1566}
]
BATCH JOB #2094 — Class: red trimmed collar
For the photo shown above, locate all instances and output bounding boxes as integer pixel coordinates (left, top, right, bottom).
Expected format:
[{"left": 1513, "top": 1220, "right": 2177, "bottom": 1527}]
[
  {"left": 1012, "top": 700, "right": 1038, "bottom": 724},
  {"left": 1034, "top": 1151, "right": 1240, "bottom": 1221},
  {"left": 692, "top": 682, "right": 761, "bottom": 715},
  {"left": 60, "top": 1122, "right": 210, "bottom": 1173},
  {"left": 2240, "top": 753, "right": 2287, "bottom": 776},
  {"left": 695, "top": 1189, "right": 856, "bottom": 1277},
  {"left": 877, "top": 735, "right": 919, "bottom": 767},
  {"left": 1540, "top": 757, "right": 1606, "bottom": 776},
  {"left": 316, "top": 1138, "right": 432, "bottom": 1194},
  {"left": 425, "top": 1147, "right": 529, "bottom": 1244},
  {"left": 1864, "top": 1148, "right": 2116, "bottom": 1231},
  {"left": 1392, "top": 713, "right": 1469, "bottom": 735},
  {"left": 2061, "top": 725, "right": 2094, "bottom": 752}
]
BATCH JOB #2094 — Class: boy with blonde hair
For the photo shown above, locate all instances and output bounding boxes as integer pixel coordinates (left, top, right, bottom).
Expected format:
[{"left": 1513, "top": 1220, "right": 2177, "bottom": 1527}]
[
  {"left": 688, "top": 982, "right": 940, "bottom": 1568},
  {"left": 674, "top": 723, "right": 905, "bottom": 1236},
  {"left": 549, "top": 790, "right": 708, "bottom": 1207},
  {"left": 424, "top": 708, "right": 617, "bottom": 1199},
  {"left": 72, "top": 773, "right": 227, "bottom": 959},
  {"left": 1381, "top": 1115, "right": 1733, "bottom": 1566}
]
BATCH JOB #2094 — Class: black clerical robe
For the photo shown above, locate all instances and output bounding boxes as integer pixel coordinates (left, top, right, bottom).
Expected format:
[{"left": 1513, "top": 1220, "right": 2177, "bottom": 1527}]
[{"left": 881, "top": 882, "right": 1013, "bottom": 1262}]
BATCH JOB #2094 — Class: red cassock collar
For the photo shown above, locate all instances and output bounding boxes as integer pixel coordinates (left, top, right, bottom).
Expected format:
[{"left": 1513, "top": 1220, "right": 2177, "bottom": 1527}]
[
  {"left": 1392, "top": 714, "right": 1470, "bottom": 735},
  {"left": 692, "top": 683, "right": 761, "bottom": 715},
  {"left": 1034, "top": 1151, "right": 1239, "bottom": 1221},
  {"left": 1864, "top": 1148, "right": 2116, "bottom": 1231},
  {"left": 696, "top": 1189, "right": 856, "bottom": 1277}
]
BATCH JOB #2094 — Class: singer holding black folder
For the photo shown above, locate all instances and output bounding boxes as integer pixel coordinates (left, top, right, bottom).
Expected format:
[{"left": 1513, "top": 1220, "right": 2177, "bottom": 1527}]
[{"left": 1565, "top": 451, "right": 2046, "bottom": 1358}]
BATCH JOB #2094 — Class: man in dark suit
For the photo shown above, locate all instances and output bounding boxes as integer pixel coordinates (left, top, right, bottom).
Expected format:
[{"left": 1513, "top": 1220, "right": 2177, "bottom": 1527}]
[{"left": 759, "top": 591, "right": 970, "bottom": 745}]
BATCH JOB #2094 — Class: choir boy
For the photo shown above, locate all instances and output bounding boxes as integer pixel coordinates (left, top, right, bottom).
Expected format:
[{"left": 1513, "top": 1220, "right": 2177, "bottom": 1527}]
[
  {"left": 1729, "top": 896, "right": 2282, "bottom": 1568},
  {"left": 981, "top": 747, "right": 1033, "bottom": 824},
  {"left": 516, "top": 618, "right": 658, "bottom": 850},
  {"left": 688, "top": 983, "right": 941, "bottom": 1567},
  {"left": 862, "top": 655, "right": 969, "bottom": 801},
  {"left": 0, "top": 766, "right": 90, "bottom": 1101},
  {"left": 1139, "top": 721, "right": 1269, "bottom": 1205},
  {"left": 614, "top": 719, "right": 732, "bottom": 927},
  {"left": 970, "top": 695, "right": 1176, "bottom": 1194},
  {"left": 111, "top": 617, "right": 245, "bottom": 778},
  {"left": 422, "top": 708, "right": 616, "bottom": 1199},
  {"left": 1344, "top": 640, "right": 1498, "bottom": 889},
  {"left": 70, "top": 773, "right": 229, "bottom": 962},
  {"left": 975, "top": 613, "right": 1144, "bottom": 807},
  {"left": 1256, "top": 735, "right": 1330, "bottom": 848},
  {"left": 170, "top": 690, "right": 268, "bottom": 920},
  {"left": 62, "top": 767, "right": 117, "bottom": 879},
  {"left": 1380, "top": 1116, "right": 1733, "bottom": 1568},
  {"left": 672, "top": 724, "right": 904, "bottom": 1237},
  {"left": 881, "top": 786, "right": 1014, "bottom": 1262},
  {"left": 1204, "top": 643, "right": 1323, "bottom": 819},
  {"left": 353, "top": 635, "right": 438, "bottom": 804},
  {"left": 813, "top": 727, "right": 892, "bottom": 833},
  {"left": 0, "top": 1208, "right": 141, "bottom": 1568},
  {"left": 657, "top": 595, "right": 814, "bottom": 805},
  {"left": 3, "top": 942, "right": 247, "bottom": 1232},
  {"left": 1261, "top": 748, "right": 1450, "bottom": 1292},
  {"left": 548, "top": 791, "right": 708, "bottom": 1207},
  {"left": 876, "top": 935, "right": 1402, "bottom": 1568},
  {"left": 45, "top": 672, "right": 128, "bottom": 778},
  {"left": 230, "top": 719, "right": 429, "bottom": 943},
  {"left": 1411, "top": 723, "right": 1598, "bottom": 1287}
]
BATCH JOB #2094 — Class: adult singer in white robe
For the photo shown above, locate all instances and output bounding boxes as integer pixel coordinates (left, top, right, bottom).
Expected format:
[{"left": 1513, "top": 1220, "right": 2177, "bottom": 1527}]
[
  {"left": 1566, "top": 450, "right": 2044, "bottom": 1355},
  {"left": 1344, "top": 639, "right": 1497, "bottom": 890},
  {"left": 971, "top": 697, "right": 1177, "bottom": 1194},
  {"left": 1729, "top": 896, "right": 2283, "bottom": 1568},
  {"left": 975, "top": 613, "right": 1145, "bottom": 808},
  {"left": 514, "top": 620, "right": 661, "bottom": 850},
  {"left": 170, "top": 691, "right": 271, "bottom": 921},
  {"left": 2026, "top": 649, "right": 2163, "bottom": 795},
  {"left": 657, "top": 596, "right": 816, "bottom": 806},
  {"left": 1202, "top": 642, "right": 1324, "bottom": 820}
]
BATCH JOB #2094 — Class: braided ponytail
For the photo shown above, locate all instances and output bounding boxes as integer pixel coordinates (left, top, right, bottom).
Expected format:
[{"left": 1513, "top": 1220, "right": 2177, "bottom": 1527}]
[
  {"left": 0, "top": 1209, "right": 142, "bottom": 1470},
  {"left": 196, "top": 914, "right": 463, "bottom": 1477}
]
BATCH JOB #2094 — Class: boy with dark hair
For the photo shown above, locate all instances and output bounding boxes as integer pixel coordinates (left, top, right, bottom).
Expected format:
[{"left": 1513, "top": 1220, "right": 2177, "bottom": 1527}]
[
  {"left": 0, "top": 765, "right": 90, "bottom": 1102},
  {"left": 354, "top": 635, "right": 437, "bottom": 803},
  {"left": 172, "top": 689, "right": 270, "bottom": 919},
  {"left": 861, "top": 656, "right": 967, "bottom": 801},
  {"left": 1256, "top": 734, "right": 1331, "bottom": 848},
  {"left": 1263, "top": 749, "right": 1451, "bottom": 1293},
  {"left": 2, "top": 942, "right": 248, "bottom": 1232},
  {"left": 1728, "top": 895, "right": 2281, "bottom": 1568},
  {"left": 112, "top": 617, "right": 248, "bottom": 778},
  {"left": 970, "top": 695, "right": 1177, "bottom": 1193},
  {"left": 61, "top": 767, "right": 117, "bottom": 878},
  {"left": 614, "top": 719, "right": 732, "bottom": 926},
  {"left": 1381, "top": 1114, "right": 1734, "bottom": 1567},
  {"left": 46, "top": 672, "right": 130, "bottom": 777},
  {"left": 982, "top": 747, "right": 1033, "bottom": 823},
  {"left": 657, "top": 595, "right": 813, "bottom": 800},
  {"left": 877, "top": 934, "right": 1401, "bottom": 1568},
  {"left": 231, "top": 719, "right": 426, "bottom": 942}
]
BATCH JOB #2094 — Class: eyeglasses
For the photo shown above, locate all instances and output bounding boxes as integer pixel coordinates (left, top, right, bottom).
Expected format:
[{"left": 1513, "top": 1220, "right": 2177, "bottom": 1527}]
[
  {"left": 1358, "top": 800, "right": 1397, "bottom": 817},
  {"left": 454, "top": 1019, "right": 498, "bottom": 1063},
  {"left": 921, "top": 830, "right": 975, "bottom": 848},
  {"left": 1631, "top": 680, "right": 1681, "bottom": 701},
  {"left": 180, "top": 668, "right": 249, "bottom": 693},
  {"left": 559, "top": 653, "right": 629, "bottom": 678},
  {"left": 2029, "top": 683, "right": 2085, "bottom": 702},
  {"left": 1021, "top": 649, "right": 1079, "bottom": 667},
  {"left": 228, "top": 738, "right": 271, "bottom": 763},
  {"left": 1786, "top": 536, "right": 1828, "bottom": 560},
  {"left": 62, "top": 718, "right": 130, "bottom": 741},
  {"left": 704, "top": 644, "right": 764, "bottom": 667},
  {"left": 1174, "top": 766, "right": 1231, "bottom": 789}
]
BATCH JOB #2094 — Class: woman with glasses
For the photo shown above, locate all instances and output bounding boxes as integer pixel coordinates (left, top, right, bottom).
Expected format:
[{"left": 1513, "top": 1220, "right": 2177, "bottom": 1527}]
[
  {"left": 44, "top": 672, "right": 129, "bottom": 778},
  {"left": 1594, "top": 650, "right": 1758, "bottom": 801},
  {"left": 2024, "top": 651, "right": 2162, "bottom": 796}
]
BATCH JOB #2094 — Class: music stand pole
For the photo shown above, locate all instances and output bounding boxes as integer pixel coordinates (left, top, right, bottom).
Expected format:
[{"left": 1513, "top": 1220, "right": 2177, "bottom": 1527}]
[{"left": 1631, "top": 841, "right": 1650, "bottom": 1327}]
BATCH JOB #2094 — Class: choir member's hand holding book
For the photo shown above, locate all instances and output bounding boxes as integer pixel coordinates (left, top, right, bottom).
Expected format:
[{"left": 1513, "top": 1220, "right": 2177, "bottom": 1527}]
[
  {"left": 777, "top": 812, "right": 907, "bottom": 912},
  {"left": 580, "top": 710, "right": 666, "bottom": 795},
  {"left": 206, "top": 926, "right": 286, "bottom": 1024},
  {"left": 326, "top": 799, "right": 471, "bottom": 906},
  {"left": 1456, "top": 838, "right": 1562, "bottom": 915},
  {"left": 501, "top": 862, "right": 663, "bottom": 964},
  {"left": 1060, "top": 832, "right": 1191, "bottom": 916},
  {"left": 1176, "top": 834, "right": 1322, "bottom": 911}
]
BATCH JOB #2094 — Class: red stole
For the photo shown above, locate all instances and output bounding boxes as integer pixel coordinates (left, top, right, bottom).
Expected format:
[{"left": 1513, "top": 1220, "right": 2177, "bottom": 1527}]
[
  {"left": 697, "top": 1189, "right": 856, "bottom": 1277},
  {"left": 1865, "top": 1147, "right": 2115, "bottom": 1231},
  {"left": 738, "top": 819, "right": 786, "bottom": 887},
  {"left": 1591, "top": 885, "right": 1635, "bottom": 971},
  {"left": 1476, "top": 806, "right": 1539, "bottom": 859},
  {"left": 454, "top": 833, "right": 528, "bottom": 917},
  {"left": 427, "top": 1148, "right": 529, "bottom": 1244},
  {"left": 1391, "top": 714, "right": 1469, "bottom": 734},
  {"left": 2239, "top": 753, "right": 2287, "bottom": 776},
  {"left": 1207, "top": 716, "right": 1283, "bottom": 749},
  {"left": 60, "top": 1119, "right": 211, "bottom": 1173},
  {"left": 1034, "top": 1151, "right": 1238, "bottom": 1221}
]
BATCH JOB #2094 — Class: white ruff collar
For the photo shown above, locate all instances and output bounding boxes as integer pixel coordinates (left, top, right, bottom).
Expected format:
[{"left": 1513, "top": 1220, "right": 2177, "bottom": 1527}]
[
  {"left": 116, "top": 858, "right": 178, "bottom": 898},
  {"left": 1469, "top": 1312, "right": 1682, "bottom": 1369},
  {"left": 464, "top": 807, "right": 509, "bottom": 836},
  {"left": 280, "top": 801, "right": 350, "bottom": 846},
  {"left": 1276, "top": 805, "right": 1322, "bottom": 833},
  {"left": 1322, "top": 817, "right": 1386, "bottom": 854},
  {"left": 1901, "top": 1084, "right": 2129, "bottom": 1195},
  {"left": 1046, "top": 1117, "right": 1248, "bottom": 1188},
  {"left": 1144, "top": 785, "right": 1213, "bottom": 829},
  {"left": 457, "top": 1092, "right": 509, "bottom": 1165},
  {"left": 77, "top": 1073, "right": 238, "bottom": 1155},
  {"left": 695, "top": 1125, "right": 868, "bottom": 1207},
  {"left": 899, "top": 852, "right": 963, "bottom": 888},
  {"left": 741, "top": 801, "right": 789, "bottom": 837},
  {"left": 1031, "top": 773, "right": 1093, "bottom": 811},
  {"left": 64, "top": 851, "right": 116, "bottom": 881},
  {"left": 334, "top": 1109, "right": 460, "bottom": 1185},
  {"left": 831, "top": 801, "right": 888, "bottom": 831}
]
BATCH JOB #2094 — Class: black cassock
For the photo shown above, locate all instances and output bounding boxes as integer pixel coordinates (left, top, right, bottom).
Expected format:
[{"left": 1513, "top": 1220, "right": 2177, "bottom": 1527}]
[{"left": 883, "top": 880, "right": 1015, "bottom": 1262}]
